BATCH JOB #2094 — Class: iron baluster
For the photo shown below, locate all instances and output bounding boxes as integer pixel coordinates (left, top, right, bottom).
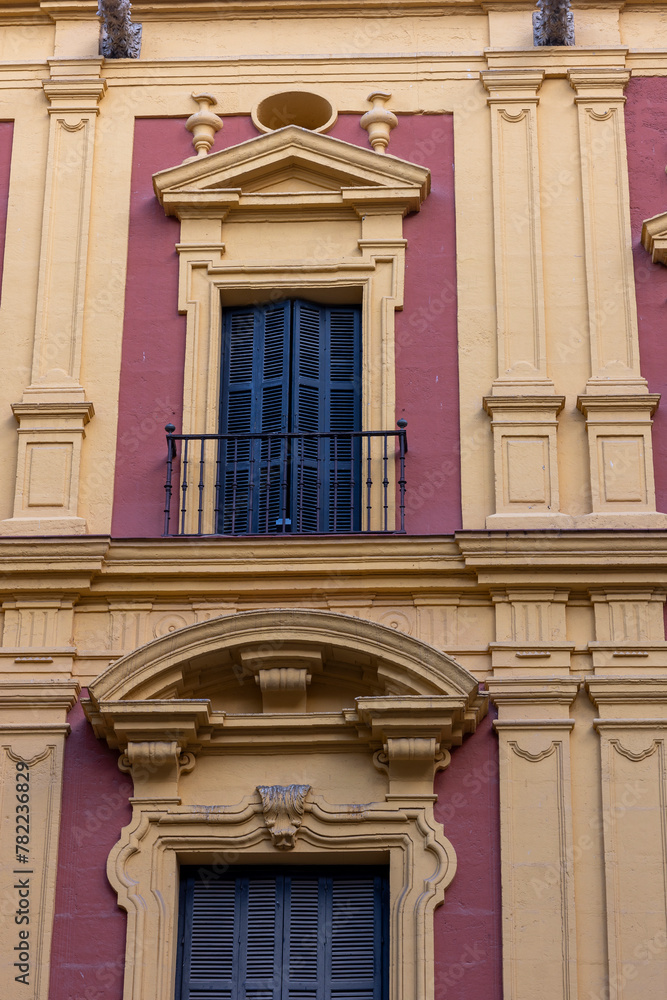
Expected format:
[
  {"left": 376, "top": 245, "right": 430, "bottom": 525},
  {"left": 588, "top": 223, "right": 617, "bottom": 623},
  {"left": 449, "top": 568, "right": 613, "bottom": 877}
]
[
  {"left": 180, "top": 437, "right": 190, "bottom": 535},
  {"left": 397, "top": 419, "right": 408, "bottom": 533},
  {"left": 365, "top": 432, "right": 372, "bottom": 532},
  {"left": 197, "top": 438, "right": 205, "bottom": 535},
  {"left": 164, "top": 424, "right": 176, "bottom": 535},
  {"left": 382, "top": 434, "right": 389, "bottom": 532}
]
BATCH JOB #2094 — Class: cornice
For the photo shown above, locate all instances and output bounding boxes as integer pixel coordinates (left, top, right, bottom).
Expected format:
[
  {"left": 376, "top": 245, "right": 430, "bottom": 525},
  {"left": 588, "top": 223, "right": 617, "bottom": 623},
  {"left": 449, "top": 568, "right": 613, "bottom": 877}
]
[
  {"left": 483, "top": 394, "right": 566, "bottom": 415},
  {"left": 577, "top": 393, "right": 660, "bottom": 416},
  {"left": 587, "top": 676, "right": 667, "bottom": 705},
  {"left": 486, "top": 677, "right": 581, "bottom": 703},
  {"left": 5, "top": 534, "right": 667, "bottom": 597},
  {"left": 485, "top": 46, "right": 629, "bottom": 73},
  {"left": 11, "top": 400, "right": 95, "bottom": 421},
  {"left": 0, "top": 679, "right": 79, "bottom": 711}
]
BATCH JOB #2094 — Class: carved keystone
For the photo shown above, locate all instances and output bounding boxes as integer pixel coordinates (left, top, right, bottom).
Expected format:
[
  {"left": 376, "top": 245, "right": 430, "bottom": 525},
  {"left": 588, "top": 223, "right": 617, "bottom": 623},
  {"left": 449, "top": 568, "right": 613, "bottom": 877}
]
[
  {"left": 240, "top": 646, "right": 321, "bottom": 713},
  {"left": 257, "top": 783, "right": 311, "bottom": 849}
]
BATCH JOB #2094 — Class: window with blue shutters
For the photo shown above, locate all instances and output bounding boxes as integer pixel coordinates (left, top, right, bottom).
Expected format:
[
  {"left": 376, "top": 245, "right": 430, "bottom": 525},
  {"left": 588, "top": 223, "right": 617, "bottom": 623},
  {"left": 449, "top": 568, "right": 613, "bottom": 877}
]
[
  {"left": 218, "top": 299, "right": 362, "bottom": 534},
  {"left": 176, "top": 865, "right": 389, "bottom": 1000}
]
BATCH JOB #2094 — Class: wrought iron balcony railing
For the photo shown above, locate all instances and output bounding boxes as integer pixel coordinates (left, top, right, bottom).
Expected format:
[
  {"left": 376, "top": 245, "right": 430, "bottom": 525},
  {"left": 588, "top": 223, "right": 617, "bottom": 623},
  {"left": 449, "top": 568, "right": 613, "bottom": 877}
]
[{"left": 163, "top": 422, "right": 407, "bottom": 536}]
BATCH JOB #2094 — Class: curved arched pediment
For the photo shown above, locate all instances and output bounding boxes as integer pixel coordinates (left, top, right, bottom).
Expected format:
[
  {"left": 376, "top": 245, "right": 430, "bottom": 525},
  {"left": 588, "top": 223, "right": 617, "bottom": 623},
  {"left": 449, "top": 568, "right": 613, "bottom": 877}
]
[
  {"left": 84, "top": 609, "right": 486, "bottom": 755},
  {"left": 87, "top": 607, "right": 477, "bottom": 703},
  {"left": 87, "top": 609, "right": 485, "bottom": 1000}
]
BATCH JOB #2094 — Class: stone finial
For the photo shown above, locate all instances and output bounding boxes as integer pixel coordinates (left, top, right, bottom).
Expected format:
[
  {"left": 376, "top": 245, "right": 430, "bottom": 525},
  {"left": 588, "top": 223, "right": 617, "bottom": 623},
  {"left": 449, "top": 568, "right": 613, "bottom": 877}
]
[
  {"left": 257, "top": 783, "right": 310, "bottom": 849},
  {"left": 185, "top": 93, "right": 223, "bottom": 157},
  {"left": 360, "top": 91, "right": 398, "bottom": 154}
]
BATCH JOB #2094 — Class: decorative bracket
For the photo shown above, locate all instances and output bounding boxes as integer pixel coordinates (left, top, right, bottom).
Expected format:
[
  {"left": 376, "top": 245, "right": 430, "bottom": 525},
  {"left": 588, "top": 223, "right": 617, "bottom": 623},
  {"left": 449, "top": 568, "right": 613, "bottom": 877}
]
[{"left": 257, "top": 783, "right": 311, "bottom": 849}]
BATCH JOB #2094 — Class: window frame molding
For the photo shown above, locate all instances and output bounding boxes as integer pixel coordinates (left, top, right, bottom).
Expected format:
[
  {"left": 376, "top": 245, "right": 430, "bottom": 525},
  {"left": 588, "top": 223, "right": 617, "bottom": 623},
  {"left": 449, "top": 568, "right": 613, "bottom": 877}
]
[
  {"left": 109, "top": 794, "right": 449, "bottom": 1000},
  {"left": 152, "top": 126, "right": 430, "bottom": 533},
  {"left": 83, "top": 609, "right": 486, "bottom": 1000}
]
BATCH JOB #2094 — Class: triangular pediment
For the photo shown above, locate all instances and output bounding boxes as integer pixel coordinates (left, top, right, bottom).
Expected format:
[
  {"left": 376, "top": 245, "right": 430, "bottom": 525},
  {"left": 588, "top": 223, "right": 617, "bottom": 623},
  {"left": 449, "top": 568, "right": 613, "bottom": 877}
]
[{"left": 153, "top": 125, "right": 430, "bottom": 217}]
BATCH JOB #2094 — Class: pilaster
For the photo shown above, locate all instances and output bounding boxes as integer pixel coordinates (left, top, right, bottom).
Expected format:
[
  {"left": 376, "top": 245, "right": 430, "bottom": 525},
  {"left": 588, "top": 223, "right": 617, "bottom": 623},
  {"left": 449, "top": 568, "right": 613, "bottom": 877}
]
[
  {"left": 1, "top": 60, "right": 105, "bottom": 537},
  {"left": 0, "top": 680, "right": 79, "bottom": 1000},
  {"left": 568, "top": 69, "right": 664, "bottom": 526},
  {"left": 482, "top": 70, "right": 568, "bottom": 528},
  {"left": 587, "top": 678, "right": 667, "bottom": 1000},
  {"left": 488, "top": 678, "right": 580, "bottom": 1000}
]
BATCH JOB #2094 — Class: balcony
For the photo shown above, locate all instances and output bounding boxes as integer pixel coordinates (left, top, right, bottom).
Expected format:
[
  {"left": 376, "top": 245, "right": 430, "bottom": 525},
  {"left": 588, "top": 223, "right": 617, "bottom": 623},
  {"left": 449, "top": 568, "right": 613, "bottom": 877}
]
[{"left": 163, "top": 423, "right": 408, "bottom": 536}]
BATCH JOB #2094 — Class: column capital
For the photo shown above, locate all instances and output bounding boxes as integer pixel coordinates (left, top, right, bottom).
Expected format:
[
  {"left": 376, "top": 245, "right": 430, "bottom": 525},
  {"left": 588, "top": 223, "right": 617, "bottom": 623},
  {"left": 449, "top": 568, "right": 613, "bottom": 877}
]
[
  {"left": 488, "top": 677, "right": 580, "bottom": 722},
  {"left": 481, "top": 68, "right": 545, "bottom": 101},
  {"left": 42, "top": 75, "right": 107, "bottom": 114},
  {"left": 567, "top": 67, "right": 630, "bottom": 101},
  {"left": 587, "top": 676, "right": 667, "bottom": 719},
  {"left": 0, "top": 679, "right": 79, "bottom": 725}
]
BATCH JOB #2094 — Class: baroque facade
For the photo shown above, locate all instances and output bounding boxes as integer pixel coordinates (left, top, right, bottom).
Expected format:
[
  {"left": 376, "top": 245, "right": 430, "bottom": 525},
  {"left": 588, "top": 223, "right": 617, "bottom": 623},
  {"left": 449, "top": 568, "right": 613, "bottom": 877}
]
[{"left": 1, "top": 1, "right": 667, "bottom": 999}]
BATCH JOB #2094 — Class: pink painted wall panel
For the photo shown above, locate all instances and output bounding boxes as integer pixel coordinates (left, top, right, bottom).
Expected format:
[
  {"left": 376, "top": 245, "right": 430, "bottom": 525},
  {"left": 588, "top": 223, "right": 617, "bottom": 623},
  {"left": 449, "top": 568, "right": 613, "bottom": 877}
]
[
  {"left": 49, "top": 698, "right": 133, "bottom": 1000},
  {"left": 0, "top": 121, "right": 14, "bottom": 299},
  {"left": 626, "top": 77, "right": 667, "bottom": 513},
  {"left": 434, "top": 707, "right": 503, "bottom": 1000},
  {"left": 112, "top": 114, "right": 461, "bottom": 535},
  {"left": 50, "top": 699, "right": 501, "bottom": 999}
]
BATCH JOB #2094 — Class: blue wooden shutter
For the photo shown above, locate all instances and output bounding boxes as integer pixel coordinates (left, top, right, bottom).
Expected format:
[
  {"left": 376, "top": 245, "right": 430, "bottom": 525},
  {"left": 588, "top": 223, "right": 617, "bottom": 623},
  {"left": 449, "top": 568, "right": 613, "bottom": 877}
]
[
  {"left": 292, "top": 301, "right": 361, "bottom": 532},
  {"left": 219, "top": 303, "right": 290, "bottom": 533},
  {"left": 178, "top": 873, "right": 237, "bottom": 1000},
  {"left": 178, "top": 867, "right": 386, "bottom": 1000}
]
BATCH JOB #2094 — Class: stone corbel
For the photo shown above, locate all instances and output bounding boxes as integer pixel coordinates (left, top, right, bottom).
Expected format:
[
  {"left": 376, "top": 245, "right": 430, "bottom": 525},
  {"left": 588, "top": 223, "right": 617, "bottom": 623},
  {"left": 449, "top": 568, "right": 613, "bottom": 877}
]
[
  {"left": 351, "top": 694, "right": 486, "bottom": 795},
  {"left": 256, "top": 783, "right": 311, "bottom": 849},
  {"left": 119, "top": 740, "right": 197, "bottom": 802},
  {"left": 239, "top": 645, "right": 321, "bottom": 713},
  {"left": 82, "top": 698, "right": 212, "bottom": 802}
]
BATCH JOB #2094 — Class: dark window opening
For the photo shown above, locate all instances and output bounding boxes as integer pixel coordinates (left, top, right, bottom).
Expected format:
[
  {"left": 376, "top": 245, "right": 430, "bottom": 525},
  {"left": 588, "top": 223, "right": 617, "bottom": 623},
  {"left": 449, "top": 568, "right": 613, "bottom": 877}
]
[
  {"left": 218, "top": 299, "right": 362, "bottom": 534},
  {"left": 176, "top": 864, "right": 389, "bottom": 1000}
]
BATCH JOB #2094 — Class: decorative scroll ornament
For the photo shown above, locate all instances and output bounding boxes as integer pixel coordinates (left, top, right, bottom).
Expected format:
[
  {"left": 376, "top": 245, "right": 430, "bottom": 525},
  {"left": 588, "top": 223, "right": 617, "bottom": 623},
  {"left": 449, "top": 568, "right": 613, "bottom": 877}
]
[
  {"left": 185, "top": 93, "right": 223, "bottom": 158},
  {"left": 360, "top": 92, "right": 398, "bottom": 154},
  {"left": 118, "top": 740, "right": 196, "bottom": 776},
  {"left": 257, "top": 783, "right": 311, "bottom": 849}
]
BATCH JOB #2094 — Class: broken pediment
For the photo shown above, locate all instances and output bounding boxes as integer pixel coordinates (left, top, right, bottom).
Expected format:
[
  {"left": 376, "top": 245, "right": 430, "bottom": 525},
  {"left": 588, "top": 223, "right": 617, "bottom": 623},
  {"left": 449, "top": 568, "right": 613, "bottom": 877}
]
[{"left": 153, "top": 124, "right": 430, "bottom": 218}]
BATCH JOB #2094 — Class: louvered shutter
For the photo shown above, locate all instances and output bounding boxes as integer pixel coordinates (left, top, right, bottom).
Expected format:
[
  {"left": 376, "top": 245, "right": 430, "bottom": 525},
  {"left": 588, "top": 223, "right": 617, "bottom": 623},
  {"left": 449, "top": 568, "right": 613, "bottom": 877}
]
[
  {"left": 178, "top": 874, "right": 237, "bottom": 1000},
  {"left": 218, "top": 303, "right": 290, "bottom": 533},
  {"left": 292, "top": 301, "right": 361, "bottom": 532},
  {"left": 177, "top": 868, "right": 387, "bottom": 1000}
]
